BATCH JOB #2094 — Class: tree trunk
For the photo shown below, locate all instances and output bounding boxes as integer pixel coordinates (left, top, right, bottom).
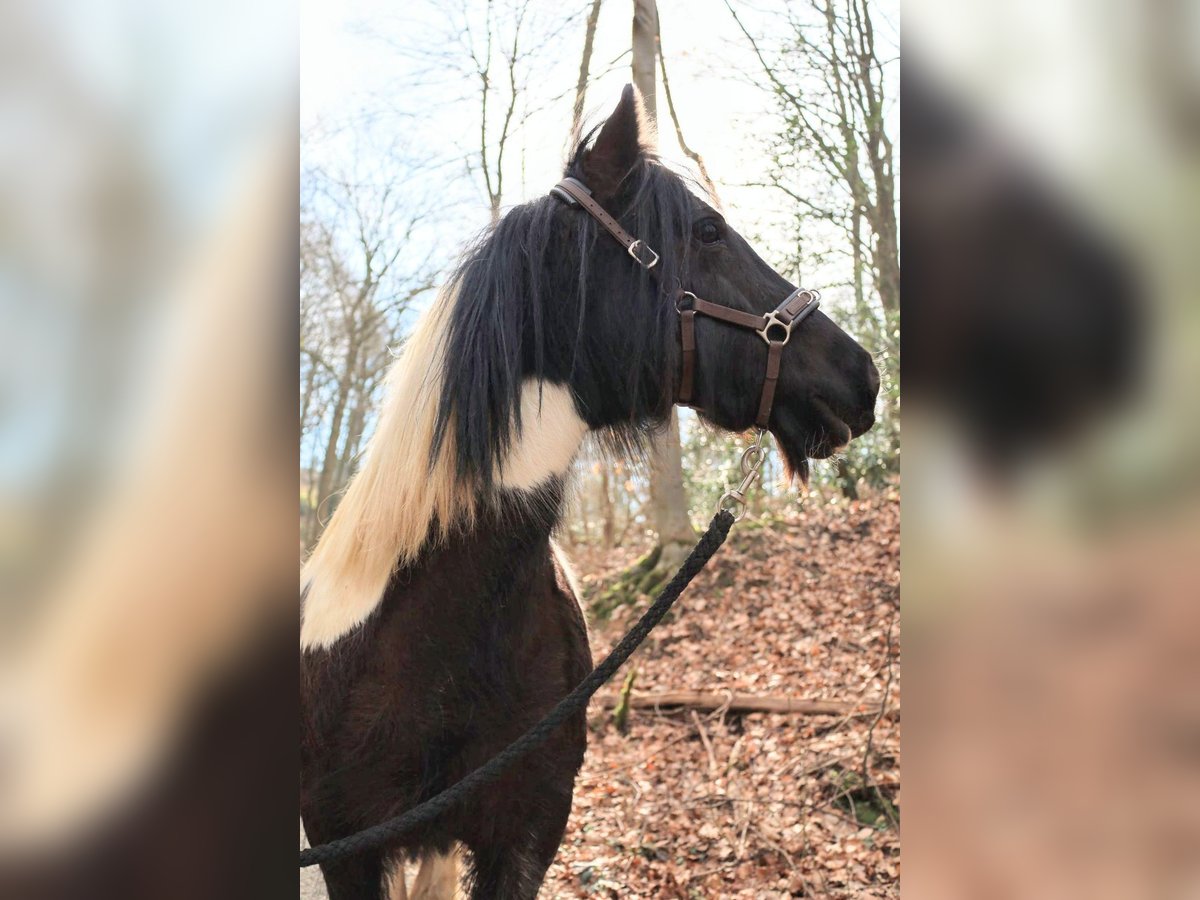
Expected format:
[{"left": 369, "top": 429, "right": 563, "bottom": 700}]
[
  {"left": 300, "top": 358, "right": 316, "bottom": 440},
  {"left": 869, "top": 180, "right": 900, "bottom": 317},
  {"left": 314, "top": 369, "right": 353, "bottom": 531},
  {"left": 632, "top": 0, "right": 693, "bottom": 562},
  {"left": 572, "top": 0, "right": 604, "bottom": 135},
  {"left": 334, "top": 388, "right": 367, "bottom": 492},
  {"left": 302, "top": 438, "right": 322, "bottom": 549},
  {"left": 852, "top": 203, "right": 865, "bottom": 319},
  {"left": 649, "top": 410, "right": 695, "bottom": 566},
  {"left": 631, "top": 0, "right": 658, "bottom": 123},
  {"left": 600, "top": 466, "right": 615, "bottom": 546},
  {"left": 836, "top": 457, "right": 859, "bottom": 500}
]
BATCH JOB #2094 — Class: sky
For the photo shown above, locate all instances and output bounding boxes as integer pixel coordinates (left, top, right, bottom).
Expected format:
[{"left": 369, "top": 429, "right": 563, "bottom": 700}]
[
  {"left": 301, "top": 0, "right": 900, "bottom": 312},
  {"left": 302, "top": 0, "right": 778, "bottom": 192},
  {"left": 1, "top": 0, "right": 293, "bottom": 499}
]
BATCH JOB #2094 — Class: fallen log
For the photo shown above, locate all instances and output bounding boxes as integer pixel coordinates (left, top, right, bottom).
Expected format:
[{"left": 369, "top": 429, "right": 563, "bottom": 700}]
[{"left": 591, "top": 690, "right": 898, "bottom": 720}]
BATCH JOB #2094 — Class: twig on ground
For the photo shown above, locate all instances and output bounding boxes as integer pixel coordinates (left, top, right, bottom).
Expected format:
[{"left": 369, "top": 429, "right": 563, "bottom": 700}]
[
  {"left": 689, "top": 709, "right": 719, "bottom": 776},
  {"left": 593, "top": 690, "right": 897, "bottom": 719}
]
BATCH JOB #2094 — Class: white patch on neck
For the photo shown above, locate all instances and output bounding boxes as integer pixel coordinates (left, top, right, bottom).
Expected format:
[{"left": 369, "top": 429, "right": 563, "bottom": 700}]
[
  {"left": 301, "top": 376, "right": 586, "bottom": 652},
  {"left": 496, "top": 381, "right": 588, "bottom": 490}
]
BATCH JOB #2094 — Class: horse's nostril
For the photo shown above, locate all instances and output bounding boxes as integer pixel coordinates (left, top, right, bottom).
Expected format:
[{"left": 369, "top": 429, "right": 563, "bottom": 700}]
[{"left": 865, "top": 356, "right": 881, "bottom": 398}]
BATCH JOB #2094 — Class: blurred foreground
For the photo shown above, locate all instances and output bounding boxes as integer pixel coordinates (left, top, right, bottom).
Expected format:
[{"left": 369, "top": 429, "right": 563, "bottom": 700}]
[
  {"left": 0, "top": 1, "right": 298, "bottom": 896},
  {"left": 905, "top": 0, "right": 1200, "bottom": 895}
]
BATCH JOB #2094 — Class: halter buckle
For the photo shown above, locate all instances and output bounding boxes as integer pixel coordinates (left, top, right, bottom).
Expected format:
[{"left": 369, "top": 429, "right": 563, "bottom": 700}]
[
  {"left": 627, "top": 240, "right": 659, "bottom": 269},
  {"left": 758, "top": 310, "right": 792, "bottom": 346}
]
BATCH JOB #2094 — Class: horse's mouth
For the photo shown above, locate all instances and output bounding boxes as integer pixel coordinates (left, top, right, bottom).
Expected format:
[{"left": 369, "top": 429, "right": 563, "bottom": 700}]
[
  {"left": 772, "top": 397, "right": 873, "bottom": 483},
  {"left": 812, "top": 398, "right": 854, "bottom": 450}
]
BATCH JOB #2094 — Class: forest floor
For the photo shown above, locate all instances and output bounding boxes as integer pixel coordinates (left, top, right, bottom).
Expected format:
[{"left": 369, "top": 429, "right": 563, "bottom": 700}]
[{"left": 542, "top": 490, "right": 900, "bottom": 899}]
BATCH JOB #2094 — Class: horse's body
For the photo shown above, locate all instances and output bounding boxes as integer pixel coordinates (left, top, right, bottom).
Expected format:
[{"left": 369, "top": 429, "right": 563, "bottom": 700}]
[
  {"left": 301, "top": 482, "right": 590, "bottom": 898},
  {"left": 301, "top": 85, "right": 879, "bottom": 899}
]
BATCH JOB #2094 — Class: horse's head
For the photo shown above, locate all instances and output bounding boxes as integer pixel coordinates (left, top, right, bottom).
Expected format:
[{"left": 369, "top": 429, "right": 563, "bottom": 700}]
[
  {"left": 306, "top": 86, "right": 882, "bottom": 647},
  {"left": 902, "top": 69, "right": 1139, "bottom": 471},
  {"left": 559, "top": 85, "right": 879, "bottom": 478}
]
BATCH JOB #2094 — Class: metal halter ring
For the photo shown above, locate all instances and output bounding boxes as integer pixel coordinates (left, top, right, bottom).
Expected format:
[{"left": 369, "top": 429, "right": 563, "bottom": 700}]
[
  {"left": 675, "top": 290, "right": 697, "bottom": 313},
  {"left": 757, "top": 310, "right": 793, "bottom": 346}
]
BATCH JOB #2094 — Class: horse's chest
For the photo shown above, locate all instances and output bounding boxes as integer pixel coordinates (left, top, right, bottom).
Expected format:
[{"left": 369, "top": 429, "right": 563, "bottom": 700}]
[{"left": 380, "top": 543, "right": 590, "bottom": 713}]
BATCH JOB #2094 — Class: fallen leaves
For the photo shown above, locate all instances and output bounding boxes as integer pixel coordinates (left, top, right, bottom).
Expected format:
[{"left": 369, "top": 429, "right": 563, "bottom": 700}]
[{"left": 545, "top": 492, "right": 900, "bottom": 898}]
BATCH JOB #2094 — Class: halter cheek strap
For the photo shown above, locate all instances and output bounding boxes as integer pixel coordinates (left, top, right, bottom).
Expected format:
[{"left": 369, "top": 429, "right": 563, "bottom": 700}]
[
  {"left": 551, "top": 177, "right": 820, "bottom": 429},
  {"left": 676, "top": 286, "right": 819, "bottom": 427}
]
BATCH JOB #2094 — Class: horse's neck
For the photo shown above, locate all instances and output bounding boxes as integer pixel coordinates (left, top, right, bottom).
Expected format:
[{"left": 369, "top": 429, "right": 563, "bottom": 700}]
[
  {"left": 446, "top": 482, "right": 566, "bottom": 569},
  {"left": 384, "top": 482, "right": 570, "bottom": 650},
  {"left": 300, "top": 381, "right": 586, "bottom": 652},
  {"left": 492, "top": 381, "right": 589, "bottom": 490}
]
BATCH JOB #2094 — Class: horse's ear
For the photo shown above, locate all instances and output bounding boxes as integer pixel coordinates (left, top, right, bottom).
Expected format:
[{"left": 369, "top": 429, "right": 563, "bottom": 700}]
[{"left": 582, "top": 84, "right": 646, "bottom": 199}]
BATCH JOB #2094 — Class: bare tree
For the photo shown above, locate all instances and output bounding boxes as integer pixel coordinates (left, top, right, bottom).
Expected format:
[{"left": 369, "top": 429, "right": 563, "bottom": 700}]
[
  {"left": 632, "top": 0, "right": 696, "bottom": 569},
  {"left": 631, "top": 0, "right": 659, "bottom": 123},
  {"left": 725, "top": 0, "right": 899, "bottom": 497},
  {"left": 463, "top": 0, "right": 530, "bottom": 222},
  {"left": 571, "top": 0, "right": 605, "bottom": 136},
  {"left": 726, "top": 0, "right": 898, "bottom": 322},
  {"left": 656, "top": 21, "right": 718, "bottom": 199},
  {"left": 300, "top": 154, "right": 439, "bottom": 546},
  {"left": 366, "top": 0, "right": 584, "bottom": 223},
  {"left": 394, "top": 0, "right": 584, "bottom": 222}
]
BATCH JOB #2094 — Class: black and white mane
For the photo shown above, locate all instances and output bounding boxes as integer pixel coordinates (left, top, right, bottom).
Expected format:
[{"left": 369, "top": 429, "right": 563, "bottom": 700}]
[{"left": 434, "top": 133, "right": 702, "bottom": 486}]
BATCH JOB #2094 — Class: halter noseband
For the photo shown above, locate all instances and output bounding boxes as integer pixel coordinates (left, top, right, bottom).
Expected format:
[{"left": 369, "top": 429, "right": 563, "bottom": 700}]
[{"left": 551, "top": 176, "right": 821, "bottom": 429}]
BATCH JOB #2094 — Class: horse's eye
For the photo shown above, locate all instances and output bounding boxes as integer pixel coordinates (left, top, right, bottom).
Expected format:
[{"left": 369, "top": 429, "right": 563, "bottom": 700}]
[{"left": 693, "top": 219, "right": 723, "bottom": 245}]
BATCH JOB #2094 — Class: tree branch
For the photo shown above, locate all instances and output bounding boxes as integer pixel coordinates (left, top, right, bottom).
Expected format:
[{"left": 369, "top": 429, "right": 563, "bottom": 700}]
[{"left": 656, "top": 16, "right": 719, "bottom": 201}]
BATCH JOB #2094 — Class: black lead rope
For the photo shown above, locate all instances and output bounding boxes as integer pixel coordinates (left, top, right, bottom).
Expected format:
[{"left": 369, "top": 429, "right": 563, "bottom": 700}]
[{"left": 300, "top": 510, "right": 736, "bottom": 868}]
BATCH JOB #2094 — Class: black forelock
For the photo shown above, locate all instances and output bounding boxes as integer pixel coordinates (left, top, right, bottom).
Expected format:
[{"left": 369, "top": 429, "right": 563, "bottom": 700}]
[{"left": 431, "top": 136, "right": 703, "bottom": 488}]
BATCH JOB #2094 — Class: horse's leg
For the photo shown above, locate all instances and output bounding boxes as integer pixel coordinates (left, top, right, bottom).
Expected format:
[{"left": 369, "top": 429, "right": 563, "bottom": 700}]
[
  {"left": 385, "top": 856, "right": 409, "bottom": 900},
  {"left": 409, "top": 850, "right": 458, "bottom": 899},
  {"left": 462, "top": 566, "right": 589, "bottom": 900},
  {"left": 465, "top": 780, "right": 575, "bottom": 900},
  {"left": 466, "top": 845, "right": 543, "bottom": 900},
  {"left": 303, "top": 807, "right": 388, "bottom": 900},
  {"left": 315, "top": 852, "right": 387, "bottom": 900}
]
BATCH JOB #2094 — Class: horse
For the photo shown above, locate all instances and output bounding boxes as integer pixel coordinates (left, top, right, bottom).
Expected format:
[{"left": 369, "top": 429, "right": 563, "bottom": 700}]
[
  {"left": 299, "top": 84, "right": 879, "bottom": 900},
  {"left": 902, "top": 66, "right": 1138, "bottom": 471}
]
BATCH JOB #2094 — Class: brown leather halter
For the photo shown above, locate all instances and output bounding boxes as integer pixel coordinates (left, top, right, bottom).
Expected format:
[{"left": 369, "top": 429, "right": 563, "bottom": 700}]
[{"left": 551, "top": 176, "right": 820, "bottom": 428}]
